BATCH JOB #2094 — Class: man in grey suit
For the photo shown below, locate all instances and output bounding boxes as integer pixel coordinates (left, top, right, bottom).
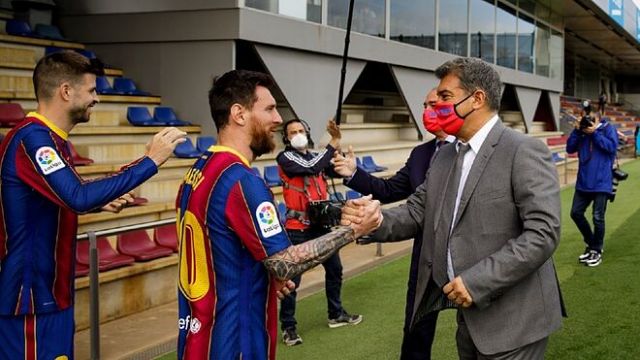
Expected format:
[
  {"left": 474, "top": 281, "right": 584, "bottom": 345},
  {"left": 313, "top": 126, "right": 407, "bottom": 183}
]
[{"left": 344, "top": 57, "right": 564, "bottom": 359}]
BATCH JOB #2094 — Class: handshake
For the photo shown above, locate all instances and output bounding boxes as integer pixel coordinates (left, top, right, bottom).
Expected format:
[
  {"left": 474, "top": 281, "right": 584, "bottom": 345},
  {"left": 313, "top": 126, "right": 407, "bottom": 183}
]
[{"left": 340, "top": 195, "right": 383, "bottom": 239}]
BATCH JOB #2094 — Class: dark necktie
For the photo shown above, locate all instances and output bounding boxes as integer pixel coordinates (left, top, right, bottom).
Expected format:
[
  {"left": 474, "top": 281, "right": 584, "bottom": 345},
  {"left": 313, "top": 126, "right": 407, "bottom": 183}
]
[
  {"left": 432, "top": 143, "right": 471, "bottom": 287},
  {"left": 436, "top": 140, "right": 446, "bottom": 151}
]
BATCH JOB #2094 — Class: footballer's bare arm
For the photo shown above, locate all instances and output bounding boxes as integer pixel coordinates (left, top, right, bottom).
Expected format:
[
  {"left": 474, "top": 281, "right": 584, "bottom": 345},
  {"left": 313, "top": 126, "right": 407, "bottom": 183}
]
[
  {"left": 263, "top": 226, "right": 355, "bottom": 281},
  {"left": 263, "top": 196, "right": 381, "bottom": 280}
]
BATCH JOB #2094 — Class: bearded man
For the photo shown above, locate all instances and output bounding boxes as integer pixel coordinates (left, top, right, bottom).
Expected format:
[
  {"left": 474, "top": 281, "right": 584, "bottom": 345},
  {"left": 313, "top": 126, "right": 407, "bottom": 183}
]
[{"left": 176, "top": 70, "right": 380, "bottom": 360}]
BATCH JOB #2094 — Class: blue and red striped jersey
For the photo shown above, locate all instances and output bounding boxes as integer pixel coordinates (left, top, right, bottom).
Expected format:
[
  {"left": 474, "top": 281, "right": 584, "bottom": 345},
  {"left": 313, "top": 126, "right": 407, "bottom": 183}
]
[
  {"left": 0, "top": 113, "right": 158, "bottom": 315},
  {"left": 176, "top": 145, "right": 290, "bottom": 360}
]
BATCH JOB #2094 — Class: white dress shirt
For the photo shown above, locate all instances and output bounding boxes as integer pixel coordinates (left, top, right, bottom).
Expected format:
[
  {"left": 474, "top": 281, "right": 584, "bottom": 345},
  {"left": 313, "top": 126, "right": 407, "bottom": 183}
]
[{"left": 447, "top": 114, "right": 500, "bottom": 281}]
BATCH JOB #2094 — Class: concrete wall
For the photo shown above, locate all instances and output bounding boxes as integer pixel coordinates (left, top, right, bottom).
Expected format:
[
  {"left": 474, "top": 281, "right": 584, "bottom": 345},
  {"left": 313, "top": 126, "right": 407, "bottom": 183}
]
[
  {"left": 90, "top": 41, "right": 235, "bottom": 136},
  {"left": 59, "top": 6, "right": 563, "bottom": 88},
  {"left": 58, "top": 5, "right": 564, "bottom": 134}
]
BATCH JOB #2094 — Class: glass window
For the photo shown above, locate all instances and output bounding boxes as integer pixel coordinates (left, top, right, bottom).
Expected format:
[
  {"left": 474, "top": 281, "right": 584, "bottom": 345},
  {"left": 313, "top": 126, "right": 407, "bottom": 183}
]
[
  {"left": 246, "top": 0, "right": 277, "bottom": 12},
  {"left": 439, "top": 0, "right": 468, "bottom": 56},
  {"left": 307, "top": 0, "right": 322, "bottom": 23},
  {"left": 518, "top": 13, "right": 535, "bottom": 73},
  {"left": 328, "top": 0, "right": 386, "bottom": 38},
  {"left": 245, "top": 0, "right": 321, "bottom": 23},
  {"left": 535, "top": 22, "right": 550, "bottom": 77},
  {"left": 496, "top": 2, "right": 517, "bottom": 69},
  {"left": 470, "top": 0, "right": 495, "bottom": 63},
  {"left": 390, "top": 0, "right": 436, "bottom": 49},
  {"left": 550, "top": 30, "right": 563, "bottom": 80}
]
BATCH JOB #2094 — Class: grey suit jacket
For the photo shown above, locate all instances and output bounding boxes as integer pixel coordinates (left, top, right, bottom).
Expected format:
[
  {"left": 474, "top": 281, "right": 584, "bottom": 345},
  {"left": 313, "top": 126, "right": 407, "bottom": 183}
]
[{"left": 372, "top": 120, "right": 563, "bottom": 354}]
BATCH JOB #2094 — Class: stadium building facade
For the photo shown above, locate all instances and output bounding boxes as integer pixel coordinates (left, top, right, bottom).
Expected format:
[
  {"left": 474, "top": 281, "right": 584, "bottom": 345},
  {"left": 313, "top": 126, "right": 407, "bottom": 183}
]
[{"left": 56, "top": 0, "right": 640, "bottom": 139}]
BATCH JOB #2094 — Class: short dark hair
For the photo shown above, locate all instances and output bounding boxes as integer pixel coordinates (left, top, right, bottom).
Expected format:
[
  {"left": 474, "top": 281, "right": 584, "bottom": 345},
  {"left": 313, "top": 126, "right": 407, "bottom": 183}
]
[
  {"left": 208, "top": 70, "right": 275, "bottom": 131},
  {"left": 283, "top": 118, "right": 306, "bottom": 136},
  {"left": 33, "top": 50, "right": 105, "bottom": 101},
  {"left": 435, "top": 57, "right": 501, "bottom": 111}
]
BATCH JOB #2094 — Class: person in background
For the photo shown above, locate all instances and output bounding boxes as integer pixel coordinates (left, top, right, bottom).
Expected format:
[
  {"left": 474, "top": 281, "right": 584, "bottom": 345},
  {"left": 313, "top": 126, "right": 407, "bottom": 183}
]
[
  {"left": 598, "top": 90, "right": 608, "bottom": 115},
  {"left": 567, "top": 100, "right": 618, "bottom": 267},
  {"left": 276, "top": 118, "right": 362, "bottom": 347}
]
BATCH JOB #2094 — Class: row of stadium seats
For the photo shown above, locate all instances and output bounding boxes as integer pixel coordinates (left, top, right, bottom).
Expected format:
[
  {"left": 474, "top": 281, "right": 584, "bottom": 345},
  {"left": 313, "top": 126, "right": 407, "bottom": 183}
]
[
  {"left": 0, "top": 103, "right": 193, "bottom": 129},
  {"left": 127, "top": 106, "right": 190, "bottom": 126},
  {"left": 174, "top": 136, "right": 215, "bottom": 158},
  {"left": 75, "top": 224, "right": 177, "bottom": 277},
  {"left": 98, "top": 77, "right": 150, "bottom": 96},
  {"left": 6, "top": 20, "right": 67, "bottom": 41},
  {"left": 255, "top": 156, "right": 387, "bottom": 188}
]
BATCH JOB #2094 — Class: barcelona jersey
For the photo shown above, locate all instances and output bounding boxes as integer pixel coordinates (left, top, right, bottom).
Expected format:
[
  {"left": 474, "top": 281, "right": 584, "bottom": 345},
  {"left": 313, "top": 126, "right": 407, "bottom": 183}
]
[
  {"left": 0, "top": 113, "right": 158, "bottom": 315},
  {"left": 176, "top": 145, "right": 290, "bottom": 360}
]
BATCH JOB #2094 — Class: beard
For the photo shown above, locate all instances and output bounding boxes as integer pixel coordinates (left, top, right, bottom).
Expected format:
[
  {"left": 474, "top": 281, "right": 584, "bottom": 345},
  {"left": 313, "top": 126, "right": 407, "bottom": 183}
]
[
  {"left": 69, "top": 103, "right": 93, "bottom": 125},
  {"left": 249, "top": 121, "right": 276, "bottom": 158}
]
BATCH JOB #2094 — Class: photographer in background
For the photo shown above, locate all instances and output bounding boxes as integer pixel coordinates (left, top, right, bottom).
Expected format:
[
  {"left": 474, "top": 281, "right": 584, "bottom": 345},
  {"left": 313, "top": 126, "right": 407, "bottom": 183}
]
[
  {"left": 567, "top": 100, "right": 618, "bottom": 267},
  {"left": 276, "top": 119, "right": 363, "bottom": 347}
]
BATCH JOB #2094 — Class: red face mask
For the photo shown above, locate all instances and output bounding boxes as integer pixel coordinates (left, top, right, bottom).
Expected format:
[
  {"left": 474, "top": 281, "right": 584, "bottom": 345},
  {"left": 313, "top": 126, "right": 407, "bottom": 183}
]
[
  {"left": 433, "top": 93, "right": 475, "bottom": 135},
  {"left": 422, "top": 108, "right": 441, "bottom": 133}
]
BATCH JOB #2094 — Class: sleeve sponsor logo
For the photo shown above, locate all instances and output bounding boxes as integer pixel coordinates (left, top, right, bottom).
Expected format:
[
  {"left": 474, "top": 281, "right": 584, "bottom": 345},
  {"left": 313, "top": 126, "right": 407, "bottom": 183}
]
[
  {"left": 256, "top": 201, "right": 282, "bottom": 238},
  {"left": 35, "top": 146, "right": 66, "bottom": 175}
]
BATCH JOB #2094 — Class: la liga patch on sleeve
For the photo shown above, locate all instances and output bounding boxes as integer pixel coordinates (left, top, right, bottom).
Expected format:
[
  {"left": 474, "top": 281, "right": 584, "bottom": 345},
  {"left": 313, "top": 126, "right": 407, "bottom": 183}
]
[
  {"left": 35, "top": 146, "right": 66, "bottom": 175},
  {"left": 255, "top": 201, "right": 282, "bottom": 238}
]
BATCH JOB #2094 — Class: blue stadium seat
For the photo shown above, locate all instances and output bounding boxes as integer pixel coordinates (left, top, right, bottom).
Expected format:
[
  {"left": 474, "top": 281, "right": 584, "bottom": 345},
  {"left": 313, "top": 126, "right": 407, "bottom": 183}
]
[
  {"left": 96, "top": 76, "right": 121, "bottom": 95},
  {"left": 277, "top": 202, "right": 287, "bottom": 224},
  {"left": 35, "top": 24, "right": 65, "bottom": 40},
  {"left": 173, "top": 138, "right": 202, "bottom": 158},
  {"left": 6, "top": 20, "right": 34, "bottom": 37},
  {"left": 362, "top": 155, "right": 388, "bottom": 172},
  {"left": 346, "top": 190, "right": 362, "bottom": 200},
  {"left": 127, "top": 107, "right": 156, "bottom": 126},
  {"left": 154, "top": 107, "right": 191, "bottom": 126},
  {"left": 196, "top": 136, "right": 216, "bottom": 153},
  {"left": 263, "top": 165, "right": 282, "bottom": 187},
  {"left": 113, "top": 78, "right": 150, "bottom": 96}
]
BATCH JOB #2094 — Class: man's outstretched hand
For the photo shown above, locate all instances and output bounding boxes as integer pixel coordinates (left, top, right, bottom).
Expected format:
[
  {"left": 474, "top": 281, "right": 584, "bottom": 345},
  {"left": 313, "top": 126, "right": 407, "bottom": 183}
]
[
  {"left": 341, "top": 195, "right": 382, "bottom": 238},
  {"left": 333, "top": 145, "right": 357, "bottom": 178}
]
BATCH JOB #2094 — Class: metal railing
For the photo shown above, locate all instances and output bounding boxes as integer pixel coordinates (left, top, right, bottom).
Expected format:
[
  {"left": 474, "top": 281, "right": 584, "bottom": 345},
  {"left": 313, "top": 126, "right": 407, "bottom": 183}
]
[
  {"left": 76, "top": 217, "right": 383, "bottom": 359},
  {"left": 77, "top": 218, "right": 176, "bottom": 360}
]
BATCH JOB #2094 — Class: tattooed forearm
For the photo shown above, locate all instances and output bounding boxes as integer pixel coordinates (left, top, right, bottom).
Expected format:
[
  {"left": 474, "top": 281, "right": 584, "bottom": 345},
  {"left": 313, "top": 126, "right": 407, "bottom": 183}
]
[{"left": 263, "top": 226, "right": 355, "bottom": 280}]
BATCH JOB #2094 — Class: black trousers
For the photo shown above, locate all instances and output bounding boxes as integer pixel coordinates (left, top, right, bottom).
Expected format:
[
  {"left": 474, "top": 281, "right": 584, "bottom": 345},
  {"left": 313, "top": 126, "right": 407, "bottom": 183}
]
[
  {"left": 400, "top": 311, "right": 439, "bottom": 360},
  {"left": 279, "top": 228, "right": 345, "bottom": 330}
]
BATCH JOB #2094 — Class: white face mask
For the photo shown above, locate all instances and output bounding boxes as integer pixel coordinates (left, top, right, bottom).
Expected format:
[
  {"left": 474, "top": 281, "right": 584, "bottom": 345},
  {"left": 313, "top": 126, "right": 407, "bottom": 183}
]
[{"left": 290, "top": 133, "right": 308, "bottom": 150}]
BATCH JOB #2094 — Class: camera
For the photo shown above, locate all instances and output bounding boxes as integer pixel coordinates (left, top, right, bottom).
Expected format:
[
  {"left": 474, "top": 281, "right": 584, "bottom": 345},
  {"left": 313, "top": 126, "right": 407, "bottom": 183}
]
[
  {"left": 609, "top": 179, "right": 619, "bottom": 202},
  {"left": 307, "top": 200, "right": 343, "bottom": 230},
  {"left": 579, "top": 114, "right": 594, "bottom": 130},
  {"left": 609, "top": 168, "right": 628, "bottom": 202},
  {"left": 579, "top": 100, "right": 594, "bottom": 130}
]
